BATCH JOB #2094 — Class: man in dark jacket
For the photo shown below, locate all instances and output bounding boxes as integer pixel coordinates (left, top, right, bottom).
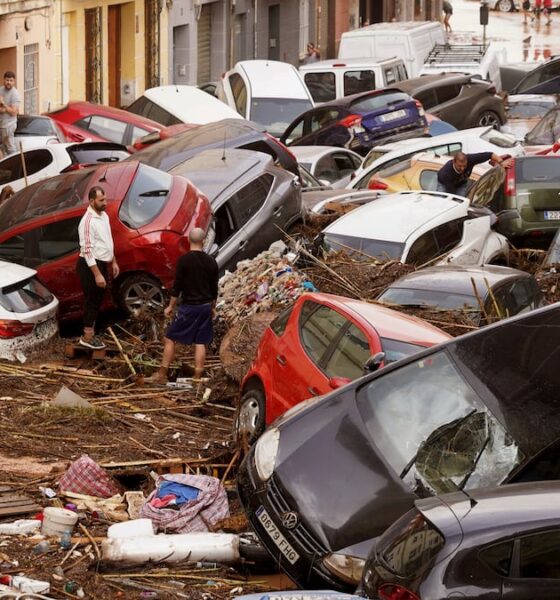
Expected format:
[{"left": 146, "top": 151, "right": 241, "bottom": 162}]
[
  {"left": 436, "top": 151, "right": 512, "bottom": 197},
  {"left": 147, "top": 227, "right": 219, "bottom": 384}
]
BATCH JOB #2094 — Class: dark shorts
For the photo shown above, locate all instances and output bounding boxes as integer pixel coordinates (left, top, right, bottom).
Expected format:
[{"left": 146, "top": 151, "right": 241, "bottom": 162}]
[{"left": 165, "top": 303, "right": 213, "bottom": 345}]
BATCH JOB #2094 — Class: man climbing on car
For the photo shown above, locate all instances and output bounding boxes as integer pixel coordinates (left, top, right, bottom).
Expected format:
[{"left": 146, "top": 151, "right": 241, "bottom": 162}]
[{"left": 436, "top": 151, "right": 513, "bottom": 197}]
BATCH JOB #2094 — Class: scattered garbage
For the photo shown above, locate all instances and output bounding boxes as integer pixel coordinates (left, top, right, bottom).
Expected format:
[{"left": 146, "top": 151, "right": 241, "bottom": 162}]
[
  {"left": 0, "top": 519, "right": 42, "bottom": 535},
  {"left": 59, "top": 455, "right": 121, "bottom": 499},
  {"left": 51, "top": 386, "right": 92, "bottom": 408},
  {"left": 107, "top": 519, "right": 154, "bottom": 539},
  {"left": 41, "top": 507, "right": 78, "bottom": 536}
]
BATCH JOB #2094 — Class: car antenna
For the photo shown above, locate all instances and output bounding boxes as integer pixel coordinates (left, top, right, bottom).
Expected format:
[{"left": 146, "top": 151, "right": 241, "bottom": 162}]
[
  {"left": 99, "top": 168, "right": 108, "bottom": 182},
  {"left": 222, "top": 127, "right": 227, "bottom": 161}
]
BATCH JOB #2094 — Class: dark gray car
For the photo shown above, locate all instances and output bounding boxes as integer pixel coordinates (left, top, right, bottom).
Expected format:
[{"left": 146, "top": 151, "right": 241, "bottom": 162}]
[{"left": 170, "top": 149, "right": 303, "bottom": 272}]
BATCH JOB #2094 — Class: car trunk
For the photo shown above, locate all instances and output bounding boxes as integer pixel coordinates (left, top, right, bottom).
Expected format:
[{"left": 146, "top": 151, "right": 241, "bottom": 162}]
[
  {"left": 515, "top": 157, "right": 560, "bottom": 224},
  {"left": 360, "top": 104, "right": 417, "bottom": 134}
]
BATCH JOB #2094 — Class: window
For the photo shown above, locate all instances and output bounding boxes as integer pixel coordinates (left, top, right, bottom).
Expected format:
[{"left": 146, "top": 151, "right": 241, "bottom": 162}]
[
  {"left": 324, "top": 323, "right": 370, "bottom": 379},
  {"left": 68, "top": 147, "right": 130, "bottom": 165},
  {"left": 480, "top": 129, "right": 518, "bottom": 149},
  {"left": 131, "top": 126, "right": 150, "bottom": 143},
  {"left": 310, "top": 109, "right": 340, "bottom": 133},
  {"left": 469, "top": 169, "right": 505, "bottom": 208},
  {"left": 433, "top": 219, "right": 463, "bottom": 254},
  {"left": 230, "top": 174, "right": 273, "bottom": 227},
  {"left": 516, "top": 157, "right": 560, "bottom": 184},
  {"left": 250, "top": 98, "right": 313, "bottom": 138},
  {"left": 383, "top": 67, "right": 397, "bottom": 85},
  {"left": 419, "top": 169, "right": 438, "bottom": 191},
  {"left": 323, "top": 233, "right": 405, "bottom": 261},
  {"left": 16, "top": 116, "right": 55, "bottom": 136},
  {"left": 315, "top": 154, "right": 338, "bottom": 183},
  {"left": 213, "top": 203, "right": 236, "bottom": 246},
  {"left": 304, "top": 72, "right": 336, "bottom": 103},
  {"left": 284, "top": 117, "right": 305, "bottom": 143},
  {"left": 299, "top": 302, "right": 348, "bottom": 366},
  {"left": 78, "top": 116, "right": 128, "bottom": 144},
  {"left": 381, "top": 338, "right": 426, "bottom": 364},
  {"left": 519, "top": 531, "right": 560, "bottom": 578},
  {"left": 396, "top": 63, "right": 408, "bottom": 81},
  {"left": 406, "top": 231, "right": 440, "bottom": 265},
  {"left": 343, "top": 70, "right": 375, "bottom": 97},
  {"left": 0, "top": 154, "right": 23, "bottom": 184},
  {"left": 333, "top": 152, "right": 361, "bottom": 178},
  {"left": 126, "top": 96, "right": 182, "bottom": 126},
  {"left": 480, "top": 541, "right": 513, "bottom": 577},
  {"left": 435, "top": 84, "right": 461, "bottom": 104},
  {"left": 270, "top": 305, "right": 294, "bottom": 337},
  {"left": 414, "top": 89, "right": 438, "bottom": 110},
  {"left": 0, "top": 276, "right": 54, "bottom": 313},
  {"left": 490, "top": 278, "right": 541, "bottom": 320},
  {"left": 229, "top": 73, "right": 248, "bottom": 116},
  {"left": 350, "top": 91, "right": 410, "bottom": 114}
]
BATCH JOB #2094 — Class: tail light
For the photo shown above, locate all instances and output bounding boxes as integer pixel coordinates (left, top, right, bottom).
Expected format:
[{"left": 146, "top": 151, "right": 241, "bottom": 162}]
[
  {"left": 0, "top": 320, "right": 34, "bottom": 339},
  {"left": 414, "top": 100, "right": 425, "bottom": 117},
  {"left": 378, "top": 583, "right": 420, "bottom": 600},
  {"left": 368, "top": 177, "right": 388, "bottom": 190},
  {"left": 339, "top": 114, "right": 363, "bottom": 129},
  {"left": 505, "top": 162, "right": 516, "bottom": 196}
]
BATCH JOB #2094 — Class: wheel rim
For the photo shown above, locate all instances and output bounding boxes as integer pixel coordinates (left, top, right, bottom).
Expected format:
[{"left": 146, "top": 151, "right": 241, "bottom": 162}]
[
  {"left": 237, "top": 397, "right": 261, "bottom": 439},
  {"left": 124, "top": 281, "right": 165, "bottom": 313},
  {"left": 497, "top": 0, "right": 512, "bottom": 10},
  {"left": 479, "top": 112, "right": 500, "bottom": 129}
]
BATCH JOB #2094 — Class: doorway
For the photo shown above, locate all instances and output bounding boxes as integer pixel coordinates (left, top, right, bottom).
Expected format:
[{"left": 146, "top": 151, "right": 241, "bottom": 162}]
[
  {"left": 268, "top": 4, "right": 280, "bottom": 61},
  {"left": 108, "top": 5, "right": 121, "bottom": 106}
]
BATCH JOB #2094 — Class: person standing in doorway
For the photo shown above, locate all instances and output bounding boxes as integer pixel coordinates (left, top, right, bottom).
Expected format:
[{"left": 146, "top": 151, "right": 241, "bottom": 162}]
[
  {"left": 0, "top": 71, "right": 20, "bottom": 158},
  {"left": 76, "top": 186, "right": 119, "bottom": 350},
  {"left": 303, "top": 43, "right": 321, "bottom": 64},
  {"left": 443, "top": 0, "right": 453, "bottom": 33},
  {"left": 147, "top": 227, "right": 219, "bottom": 384}
]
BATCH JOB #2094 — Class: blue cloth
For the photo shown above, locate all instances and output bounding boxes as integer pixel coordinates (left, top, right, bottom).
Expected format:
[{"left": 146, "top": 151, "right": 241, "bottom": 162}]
[{"left": 157, "top": 481, "right": 200, "bottom": 504}]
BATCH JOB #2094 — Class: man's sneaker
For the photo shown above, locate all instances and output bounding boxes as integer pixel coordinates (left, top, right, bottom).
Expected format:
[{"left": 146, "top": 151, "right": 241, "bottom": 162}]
[{"left": 79, "top": 336, "right": 106, "bottom": 350}]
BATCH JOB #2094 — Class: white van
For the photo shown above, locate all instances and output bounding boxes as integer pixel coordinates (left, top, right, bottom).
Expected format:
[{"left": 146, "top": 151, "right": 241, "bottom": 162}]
[
  {"left": 337, "top": 21, "right": 446, "bottom": 78},
  {"left": 299, "top": 57, "right": 408, "bottom": 103},
  {"left": 419, "top": 43, "right": 505, "bottom": 92},
  {"left": 217, "top": 60, "right": 314, "bottom": 138}
]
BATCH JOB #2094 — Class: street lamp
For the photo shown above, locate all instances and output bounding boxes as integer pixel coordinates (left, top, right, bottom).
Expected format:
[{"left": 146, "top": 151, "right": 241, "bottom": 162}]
[{"left": 480, "top": 0, "right": 489, "bottom": 47}]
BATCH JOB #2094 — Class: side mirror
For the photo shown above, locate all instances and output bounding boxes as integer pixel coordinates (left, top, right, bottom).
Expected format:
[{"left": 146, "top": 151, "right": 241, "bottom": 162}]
[
  {"left": 328, "top": 376, "right": 352, "bottom": 390},
  {"left": 319, "top": 179, "right": 331, "bottom": 187},
  {"left": 363, "top": 352, "right": 385, "bottom": 373}
]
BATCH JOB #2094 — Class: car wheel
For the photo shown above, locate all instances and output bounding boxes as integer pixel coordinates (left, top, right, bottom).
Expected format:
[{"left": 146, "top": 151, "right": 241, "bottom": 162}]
[
  {"left": 117, "top": 274, "right": 165, "bottom": 315},
  {"left": 495, "top": 0, "right": 514, "bottom": 11},
  {"left": 235, "top": 388, "right": 265, "bottom": 444},
  {"left": 476, "top": 110, "right": 502, "bottom": 129}
]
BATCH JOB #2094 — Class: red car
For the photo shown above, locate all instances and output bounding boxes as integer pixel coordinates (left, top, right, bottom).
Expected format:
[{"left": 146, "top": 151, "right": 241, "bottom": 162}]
[
  {"left": 45, "top": 101, "right": 164, "bottom": 146},
  {"left": 0, "top": 161, "right": 212, "bottom": 320},
  {"left": 130, "top": 123, "right": 200, "bottom": 152},
  {"left": 237, "top": 292, "right": 451, "bottom": 440}
]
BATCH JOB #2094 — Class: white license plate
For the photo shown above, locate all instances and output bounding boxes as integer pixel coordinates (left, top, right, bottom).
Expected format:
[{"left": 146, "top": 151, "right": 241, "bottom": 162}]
[
  {"left": 256, "top": 506, "right": 300, "bottom": 564},
  {"left": 544, "top": 210, "right": 560, "bottom": 220},
  {"left": 380, "top": 109, "right": 406, "bottom": 123}
]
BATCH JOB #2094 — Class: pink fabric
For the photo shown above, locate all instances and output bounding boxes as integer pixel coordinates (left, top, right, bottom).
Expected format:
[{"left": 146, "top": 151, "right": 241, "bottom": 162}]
[
  {"left": 139, "top": 474, "right": 229, "bottom": 533},
  {"left": 58, "top": 455, "right": 120, "bottom": 499},
  {"left": 151, "top": 494, "right": 177, "bottom": 508}
]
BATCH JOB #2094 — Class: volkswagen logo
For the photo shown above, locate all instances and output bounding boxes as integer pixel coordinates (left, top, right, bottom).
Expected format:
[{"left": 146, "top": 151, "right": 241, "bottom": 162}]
[{"left": 281, "top": 511, "right": 299, "bottom": 530}]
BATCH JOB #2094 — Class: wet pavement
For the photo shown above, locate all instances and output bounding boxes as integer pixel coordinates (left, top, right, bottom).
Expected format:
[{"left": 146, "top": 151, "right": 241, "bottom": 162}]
[{"left": 449, "top": 0, "right": 560, "bottom": 63}]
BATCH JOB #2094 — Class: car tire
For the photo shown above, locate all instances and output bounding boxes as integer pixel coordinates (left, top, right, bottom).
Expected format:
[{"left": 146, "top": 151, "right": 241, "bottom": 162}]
[
  {"left": 475, "top": 110, "right": 502, "bottom": 129},
  {"left": 117, "top": 274, "right": 166, "bottom": 316},
  {"left": 235, "top": 388, "right": 265, "bottom": 444},
  {"left": 495, "top": 0, "right": 514, "bottom": 11}
]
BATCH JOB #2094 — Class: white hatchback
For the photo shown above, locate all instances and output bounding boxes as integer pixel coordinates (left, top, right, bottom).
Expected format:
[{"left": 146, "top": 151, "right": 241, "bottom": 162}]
[
  {"left": 0, "top": 261, "right": 59, "bottom": 361},
  {"left": 320, "top": 191, "right": 509, "bottom": 267}
]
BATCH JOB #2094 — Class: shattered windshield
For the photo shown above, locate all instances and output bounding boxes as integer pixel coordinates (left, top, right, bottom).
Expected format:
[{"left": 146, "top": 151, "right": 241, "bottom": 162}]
[{"left": 357, "top": 350, "right": 524, "bottom": 496}]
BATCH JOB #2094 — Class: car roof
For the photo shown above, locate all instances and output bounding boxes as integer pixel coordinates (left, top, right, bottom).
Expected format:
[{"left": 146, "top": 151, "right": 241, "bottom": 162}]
[
  {"left": 169, "top": 148, "right": 273, "bottom": 201},
  {"left": 323, "top": 191, "right": 468, "bottom": 243},
  {"left": 302, "top": 292, "right": 450, "bottom": 345},
  {"left": 58, "top": 101, "right": 163, "bottom": 128},
  {"left": 396, "top": 73, "right": 470, "bottom": 92},
  {"left": 142, "top": 86, "right": 242, "bottom": 123},
  {"left": 319, "top": 88, "right": 406, "bottom": 109},
  {"left": 343, "top": 20, "right": 439, "bottom": 33},
  {"left": 235, "top": 61, "right": 311, "bottom": 99},
  {"left": 0, "top": 260, "right": 37, "bottom": 288},
  {"left": 385, "top": 264, "right": 531, "bottom": 298},
  {"left": 299, "top": 57, "right": 400, "bottom": 70}
]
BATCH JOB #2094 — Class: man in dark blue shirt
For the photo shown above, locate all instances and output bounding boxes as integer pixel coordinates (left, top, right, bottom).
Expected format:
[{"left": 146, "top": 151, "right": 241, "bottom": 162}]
[{"left": 437, "top": 151, "right": 512, "bottom": 196}]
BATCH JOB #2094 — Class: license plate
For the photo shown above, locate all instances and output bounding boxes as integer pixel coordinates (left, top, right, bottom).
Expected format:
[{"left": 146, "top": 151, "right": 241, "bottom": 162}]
[
  {"left": 380, "top": 109, "right": 406, "bottom": 123},
  {"left": 256, "top": 506, "right": 300, "bottom": 564},
  {"left": 544, "top": 210, "right": 560, "bottom": 220}
]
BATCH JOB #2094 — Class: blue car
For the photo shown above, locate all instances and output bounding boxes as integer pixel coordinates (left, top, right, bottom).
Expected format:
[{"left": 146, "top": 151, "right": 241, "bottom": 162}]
[{"left": 279, "top": 89, "right": 427, "bottom": 156}]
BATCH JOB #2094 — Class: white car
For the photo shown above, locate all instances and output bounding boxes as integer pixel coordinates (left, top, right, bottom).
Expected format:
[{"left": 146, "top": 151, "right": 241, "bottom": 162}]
[
  {"left": 0, "top": 142, "right": 129, "bottom": 193},
  {"left": 290, "top": 146, "right": 362, "bottom": 188},
  {"left": 320, "top": 191, "right": 509, "bottom": 266},
  {"left": 217, "top": 60, "right": 314, "bottom": 138},
  {"left": 0, "top": 261, "right": 59, "bottom": 361},
  {"left": 126, "top": 85, "right": 241, "bottom": 127},
  {"left": 348, "top": 126, "right": 525, "bottom": 190},
  {"left": 14, "top": 115, "right": 65, "bottom": 151}
]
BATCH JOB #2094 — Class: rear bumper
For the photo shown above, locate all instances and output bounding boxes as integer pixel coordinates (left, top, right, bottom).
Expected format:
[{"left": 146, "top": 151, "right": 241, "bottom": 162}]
[{"left": 0, "top": 316, "right": 58, "bottom": 361}]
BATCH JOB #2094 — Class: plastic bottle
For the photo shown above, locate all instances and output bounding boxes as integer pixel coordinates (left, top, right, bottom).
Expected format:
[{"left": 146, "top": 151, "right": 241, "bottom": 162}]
[
  {"left": 32, "top": 540, "right": 51, "bottom": 554},
  {"left": 60, "top": 530, "right": 72, "bottom": 550}
]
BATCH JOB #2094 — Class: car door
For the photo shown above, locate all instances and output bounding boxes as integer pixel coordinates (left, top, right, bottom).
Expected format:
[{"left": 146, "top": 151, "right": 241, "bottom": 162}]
[
  {"left": 433, "top": 83, "right": 463, "bottom": 125},
  {"left": 467, "top": 167, "right": 506, "bottom": 210}
]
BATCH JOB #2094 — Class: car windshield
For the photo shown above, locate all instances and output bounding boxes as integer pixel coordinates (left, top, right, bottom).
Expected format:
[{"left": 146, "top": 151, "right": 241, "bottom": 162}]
[
  {"left": 350, "top": 91, "right": 410, "bottom": 114},
  {"left": 480, "top": 128, "right": 517, "bottom": 148},
  {"left": 357, "top": 350, "right": 524, "bottom": 496},
  {"left": 322, "top": 232, "right": 405, "bottom": 261},
  {"left": 380, "top": 337, "right": 427, "bottom": 364},
  {"left": 250, "top": 98, "right": 312, "bottom": 138},
  {"left": 524, "top": 109, "right": 560, "bottom": 145},
  {"left": 0, "top": 276, "right": 54, "bottom": 313},
  {"left": 508, "top": 102, "right": 555, "bottom": 119},
  {"left": 118, "top": 164, "right": 173, "bottom": 229},
  {"left": 15, "top": 116, "right": 55, "bottom": 136},
  {"left": 379, "top": 287, "right": 479, "bottom": 312},
  {"left": 0, "top": 170, "right": 92, "bottom": 230}
]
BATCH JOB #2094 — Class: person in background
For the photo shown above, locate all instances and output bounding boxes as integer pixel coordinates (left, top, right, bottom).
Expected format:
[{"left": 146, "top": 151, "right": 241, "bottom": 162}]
[
  {"left": 303, "top": 43, "right": 321, "bottom": 64},
  {"left": 544, "top": 0, "right": 553, "bottom": 24},
  {"left": 0, "top": 185, "right": 14, "bottom": 207},
  {"left": 443, "top": 0, "right": 453, "bottom": 33},
  {"left": 147, "top": 227, "right": 219, "bottom": 384},
  {"left": 0, "top": 71, "right": 20, "bottom": 158},
  {"left": 523, "top": 0, "right": 532, "bottom": 23},
  {"left": 533, "top": 0, "right": 543, "bottom": 21}
]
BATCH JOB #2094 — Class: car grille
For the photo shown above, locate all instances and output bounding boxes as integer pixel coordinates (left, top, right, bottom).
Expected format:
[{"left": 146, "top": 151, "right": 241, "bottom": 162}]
[{"left": 267, "top": 475, "right": 327, "bottom": 556}]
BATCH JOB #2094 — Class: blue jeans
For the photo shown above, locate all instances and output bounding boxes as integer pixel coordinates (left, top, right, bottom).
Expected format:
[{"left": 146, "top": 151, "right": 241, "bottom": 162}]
[{"left": 436, "top": 181, "right": 468, "bottom": 197}]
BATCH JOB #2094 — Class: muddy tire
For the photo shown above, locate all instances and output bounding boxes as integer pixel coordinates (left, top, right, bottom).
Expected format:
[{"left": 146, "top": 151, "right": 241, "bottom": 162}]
[
  {"left": 117, "top": 274, "right": 165, "bottom": 316},
  {"left": 235, "top": 388, "right": 265, "bottom": 444}
]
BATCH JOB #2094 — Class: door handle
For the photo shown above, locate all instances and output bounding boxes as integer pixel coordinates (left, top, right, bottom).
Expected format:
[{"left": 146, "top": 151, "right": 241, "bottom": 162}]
[
  {"left": 273, "top": 205, "right": 283, "bottom": 216},
  {"left": 239, "top": 240, "right": 248, "bottom": 250},
  {"left": 276, "top": 354, "right": 287, "bottom": 366},
  {"left": 308, "top": 386, "right": 320, "bottom": 396}
]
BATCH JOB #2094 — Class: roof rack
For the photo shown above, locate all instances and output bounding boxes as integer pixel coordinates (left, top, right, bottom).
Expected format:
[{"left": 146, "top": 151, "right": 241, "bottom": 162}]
[{"left": 425, "top": 44, "right": 489, "bottom": 65}]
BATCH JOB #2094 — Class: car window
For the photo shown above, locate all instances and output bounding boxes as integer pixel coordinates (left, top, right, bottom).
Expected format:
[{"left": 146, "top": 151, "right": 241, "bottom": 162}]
[
  {"left": 419, "top": 169, "right": 438, "bottom": 191},
  {"left": 270, "top": 305, "right": 294, "bottom": 337},
  {"left": 381, "top": 338, "right": 426, "bottom": 364},
  {"left": 229, "top": 73, "right": 248, "bottom": 116},
  {"left": 68, "top": 147, "right": 130, "bottom": 165},
  {"left": 448, "top": 143, "right": 462, "bottom": 155},
  {"left": 299, "top": 301, "right": 348, "bottom": 366},
  {"left": 491, "top": 279, "right": 539, "bottom": 319},
  {"left": 508, "top": 102, "right": 555, "bottom": 119},
  {"left": 0, "top": 275, "right": 54, "bottom": 313},
  {"left": 310, "top": 109, "right": 341, "bottom": 133},
  {"left": 515, "top": 157, "right": 560, "bottom": 184},
  {"left": 284, "top": 116, "right": 305, "bottom": 143},
  {"left": 250, "top": 98, "right": 313, "bottom": 138},
  {"left": 0, "top": 154, "right": 23, "bottom": 184},
  {"left": 435, "top": 84, "right": 461, "bottom": 104},
  {"left": 16, "top": 116, "right": 55, "bottom": 136},
  {"left": 333, "top": 152, "right": 360, "bottom": 177},
  {"left": 525, "top": 109, "right": 560, "bottom": 145},
  {"left": 433, "top": 219, "right": 463, "bottom": 254},
  {"left": 79, "top": 116, "right": 128, "bottom": 144},
  {"left": 118, "top": 164, "right": 173, "bottom": 228},
  {"left": 480, "top": 541, "right": 514, "bottom": 577},
  {"left": 396, "top": 64, "right": 408, "bottom": 81},
  {"left": 131, "top": 126, "right": 150, "bottom": 143},
  {"left": 519, "top": 530, "right": 560, "bottom": 578},
  {"left": 214, "top": 202, "right": 236, "bottom": 246},
  {"left": 414, "top": 89, "right": 438, "bottom": 110},
  {"left": 229, "top": 174, "right": 273, "bottom": 227},
  {"left": 323, "top": 233, "right": 405, "bottom": 261},
  {"left": 383, "top": 67, "right": 396, "bottom": 86},
  {"left": 324, "top": 323, "right": 370, "bottom": 379},
  {"left": 406, "top": 231, "right": 440, "bottom": 265},
  {"left": 315, "top": 154, "right": 338, "bottom": 183},
  {"left": 344, "top": 70, "right": 375, "bottom": 96},
  {"left": 127, "top": 97, "right": 182, "bottom": 127},
  {"left": 350, "top": 91, "right": 410, "bottom": 114},
  {"left": 357, "top": 350, "right": 524, "bottom": 495},
  {"left": 379, "top": 287, "right": 478, "bottom": 312},
  {"left": 304, "top": 72, "right": 336, "bottom": 103}
]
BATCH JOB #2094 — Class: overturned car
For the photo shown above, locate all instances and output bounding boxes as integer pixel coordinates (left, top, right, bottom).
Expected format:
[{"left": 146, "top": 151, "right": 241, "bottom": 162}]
[{"left": 237, "top": 302, "right": 560, "bottom": 591}]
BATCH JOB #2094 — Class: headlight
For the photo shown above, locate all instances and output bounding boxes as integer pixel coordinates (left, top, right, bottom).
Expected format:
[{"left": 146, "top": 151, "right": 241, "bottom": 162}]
[
  {"left": 254, "top": 427, "right": 280, "bottom": 482},
  {"left": 322, "top": 552, "right": 366, "bottom": 586}
]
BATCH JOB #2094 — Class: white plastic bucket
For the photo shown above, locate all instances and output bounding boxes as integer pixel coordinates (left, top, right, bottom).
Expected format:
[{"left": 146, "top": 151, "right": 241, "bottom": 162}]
[
  {"left": 41, "top": 507, "right": 78, "bottom": 537},
  {"left": 108, "top": 519, "right": 154, "bottom": 539}
]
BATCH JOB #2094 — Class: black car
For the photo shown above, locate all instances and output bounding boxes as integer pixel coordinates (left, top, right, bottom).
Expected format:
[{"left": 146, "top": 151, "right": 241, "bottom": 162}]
[
  {"left": 362, "top": 481, "right": 560, "bottom": 600},
  {"left": 395, "top": 73, "right": 507, "bottom": 130},
  {"left": 129, "top": 118, "right": 300, "bottom": 180},
  {"left": 511, "top": 57, "right": 560, "bottom": 95},
  {"left": 237, "top": 302, "right": 560, "bottom": 591},
  {"left": 279, "top": 89, "right": 427, "bottom": 156}
]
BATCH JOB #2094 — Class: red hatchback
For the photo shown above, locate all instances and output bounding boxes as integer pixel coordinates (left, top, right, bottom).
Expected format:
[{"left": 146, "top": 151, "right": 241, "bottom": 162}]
[
  {"left": 45, "top": 101, "right": 164, "bottom": 146},
  {"left": 0, "top": 162, "right": 212, "bottom": 320},
  {"left": 237, "top": 292, "right": 451, "bottom": 440}
]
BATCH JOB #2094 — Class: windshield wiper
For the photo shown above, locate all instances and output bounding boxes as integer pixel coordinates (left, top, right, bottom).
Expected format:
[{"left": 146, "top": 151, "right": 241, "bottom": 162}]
[{"left": 139, "top": 189, "right": 168, "bottom": 197}]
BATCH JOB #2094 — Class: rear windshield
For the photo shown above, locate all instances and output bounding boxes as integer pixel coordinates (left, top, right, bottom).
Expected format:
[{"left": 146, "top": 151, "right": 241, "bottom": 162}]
[
  {"left": 379, "top": 287, "right": 478, "bottom": 312},
  {"left": 350, "top": 91, "right": 410, "bottom": 114},
  {"left": 69, "top": 147, "right": 130, "bottom": 165},
  {"left": 524, "top": 109, "right": 560, "bottom": 145},
  {"left": 480, "top": 129, "right": 517, "bottom": 148},
  {"left": 126, "top": 96, "right": 182, "bottom": 127},
  {"left": 378, "top": 510, "right": 445, "bottom": 578},
  {"left": 323, "top": 233, "right": 405, "bottom": 261},
  {"left": 515, "top": 158, "right": 560, "bottom": 184},
  {"left": 508, "top": 102, "right": 555, "bottom": 119},
  {"left": 250, "top": 98, "right": 312, "bottom": 138},
  {"left": 16, "top": 116, "right": 55, "bottom": 136},
  {"left": 381, "top": 337, "right": 427, "bottom": 364},
  {"left": 118, "top": 164, "right": 173, "bottom": 229},
  {"left": 363, "top": 149, "right": 390, "bottom": 169},
  {"left": 0, "top": 276, "right": 54, "bottom": 313}
]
